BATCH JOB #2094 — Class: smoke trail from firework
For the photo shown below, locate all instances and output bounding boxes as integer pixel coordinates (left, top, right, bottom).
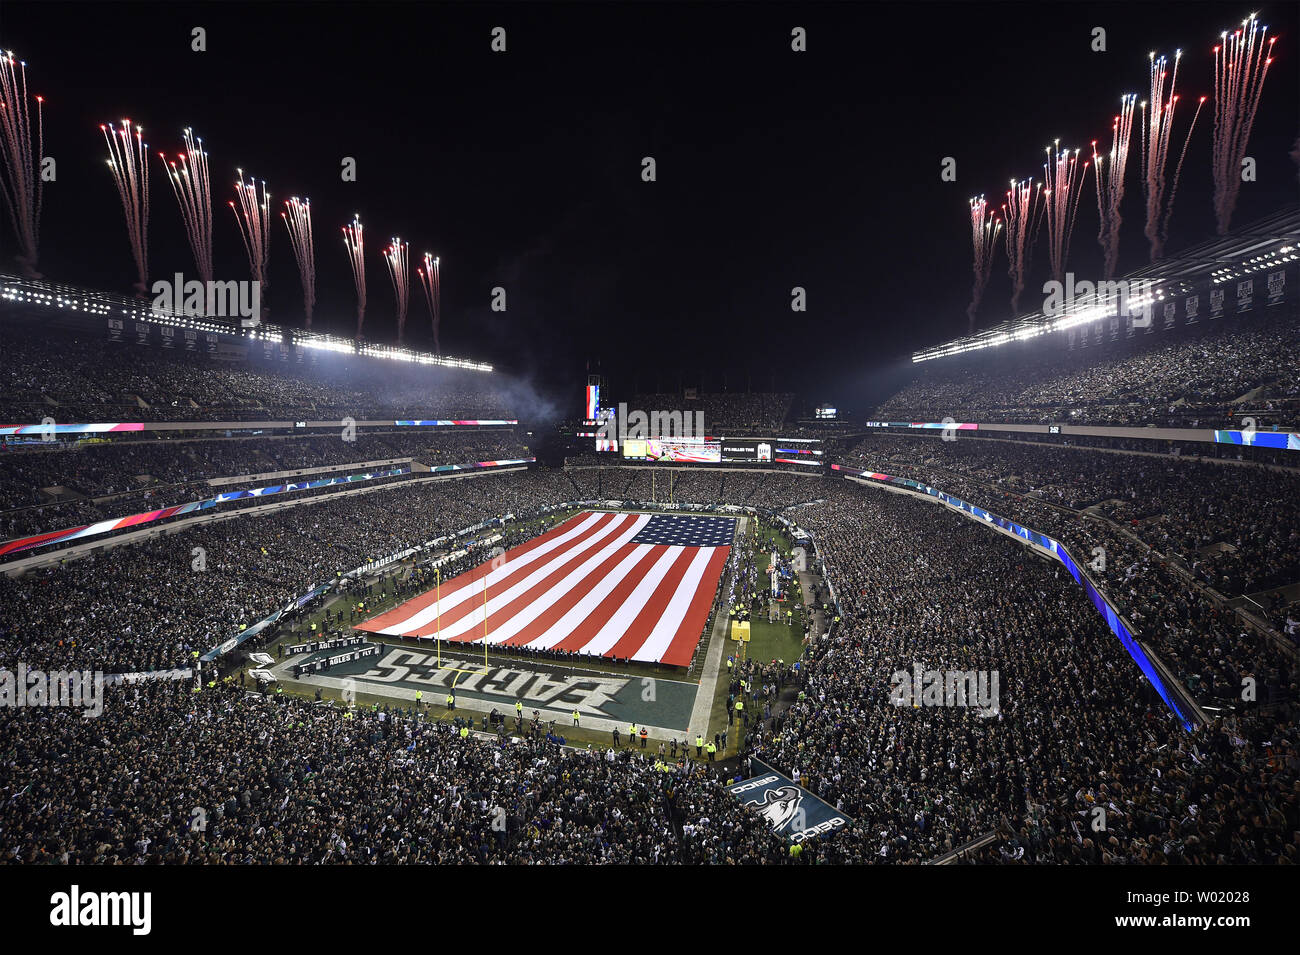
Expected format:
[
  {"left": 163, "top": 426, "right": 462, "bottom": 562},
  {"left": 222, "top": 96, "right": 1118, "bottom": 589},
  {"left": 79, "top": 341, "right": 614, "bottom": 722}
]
[
  {"left": 101, "top": 120, "right": 150, "bottom": 294},
  {"left": 281, "top": 197, "right": 315, "bottom": 328},
  {"left": 229, "top": 170, "right": 271, "bottom": 296},
  {"left": 1001, "top": 178, "right": 1041, "bottom": 316},
  {"left": 966, "top": 197, "right": 1001, "bottom": 331},
  {"left": 384, "top": 237, "right": 411, "bottom": 344},
  {"left": 1212, "top": 14, "right": 1276, "bottom": 234},
  {"left": 159, "top": 128, "right": 213, "bottom": 282},
  {"left": 1139, "top": 50, "right": 1205, "bottom": 259},
  {"left": 0, "top": 50, "right": 45, "bottom": 277},
  {"left": 343, "top": 215, "right": 366, "bottom": 337},
  {"left": 1042, "top": 141, "right": 1087, "bottom": 284},
  {"left": 417, "top": 252, "right": 441, "bottom": 353},
  {"left": 1091, "top": 96, "right": 1136, "bottom": 279}
]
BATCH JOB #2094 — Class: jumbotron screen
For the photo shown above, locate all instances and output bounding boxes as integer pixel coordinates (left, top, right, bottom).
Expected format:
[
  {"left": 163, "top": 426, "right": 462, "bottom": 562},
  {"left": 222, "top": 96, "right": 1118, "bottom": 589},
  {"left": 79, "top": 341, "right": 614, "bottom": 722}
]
[
  {"left": 721, "top": 437, "right": 823, "bottom": 467},
  {"left": 623, "top": 437, "right": 721, "bottom": 463}
]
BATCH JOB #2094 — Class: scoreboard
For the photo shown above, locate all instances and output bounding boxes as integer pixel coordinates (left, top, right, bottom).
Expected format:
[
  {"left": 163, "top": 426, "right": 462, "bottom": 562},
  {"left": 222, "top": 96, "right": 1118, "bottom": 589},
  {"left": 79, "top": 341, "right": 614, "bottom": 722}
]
[{"left": 720, "top": 437, "right": 823, "bottom": 467}]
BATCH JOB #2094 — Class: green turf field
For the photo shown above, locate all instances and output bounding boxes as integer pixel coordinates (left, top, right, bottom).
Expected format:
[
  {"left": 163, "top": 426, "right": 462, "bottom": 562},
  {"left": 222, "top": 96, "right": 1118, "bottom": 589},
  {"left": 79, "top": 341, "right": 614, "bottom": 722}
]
[
  {"left": 742, "top": 617, "right": 805, "bottom": 665},
  {"left": 253, "top": 505, "right": 818, "bottom": 760}
]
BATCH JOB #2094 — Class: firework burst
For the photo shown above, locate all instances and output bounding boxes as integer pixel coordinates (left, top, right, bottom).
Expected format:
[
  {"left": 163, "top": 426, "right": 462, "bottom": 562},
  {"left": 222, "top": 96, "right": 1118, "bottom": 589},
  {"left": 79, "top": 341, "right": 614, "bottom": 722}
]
[
  {"left": 1091, "top": 95, "right": 1136, "bottom": 279},
  {"left": 1001, "top": 177, "right": 1042, "bottom": 316},
  {"left": 1139, "top": 50, "right": 1206, "bottom": 260},
  {"left": 281, "top": 197, "right": 315, "bottom": 328},
  {"left": 229, "top": 171, "right": 271, "bottom": 307},
  {"left": 1212, "top": 14, "right": 1276, "bottom": 234},
  {"left": 1042, "top": 141, "right": 1088, "bottom": 284},
  {"left": 383, "top": 237, "right": 410, "bottom": 344},
  {"left": 0, "top": 50, "right": 45, "bottom": 277},
  {"left": 101, "top": 119, "right": 150, "bottom": 294},
  {"left": 159, "top": 128, "right": 213, "bottom": 282},
  {"left": 417, "top": 252, "right": 441, "bottom": 353},
  {"left": 966, "top": 197, "right": 1001, "bottom": 331},
  {"left": 343, "top": 215, "right": 366, "bottom": 337}
]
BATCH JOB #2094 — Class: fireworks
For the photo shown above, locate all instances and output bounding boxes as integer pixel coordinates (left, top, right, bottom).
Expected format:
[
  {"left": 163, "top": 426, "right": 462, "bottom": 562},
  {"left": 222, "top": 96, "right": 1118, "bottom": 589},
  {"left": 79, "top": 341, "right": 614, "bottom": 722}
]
[
  {"left": 159, "top": 128, "right": 213, "bottom": 283},
  {"left": 1139, "top": 50, "right": 1205, "bottom": 260},
  {"left": 1091, "top": 95, "right": 1136, "bottom": 279},
  {"left": 966, "top": 197, "right": 1001, "bottom": 331},
  {"left": 343, "top": 215, "right": 366, "bottom": 337},
  {"left": 281, "top": 197, "right": 315, "bottom": 329},
  {"left": 101, "top": 119, "right": 150, "bottom": 294},
  {"left": 229, "top": 170, "right": 271, "bottom": 299},
  {"left": 1212, "top": 14, "right": 1276, "bottom": 234},
  {"left": 0, "top": 50, "right": 44, "bottom": 277},
  {"left": 1001, "top": 178, "right": 1042, "bottom": 316},
  {"left": 417, "top": 252, "right": 441, "bottom": 353},
  {"left": 1042, "top": 141, "right": 1087, "bottom": 284},
  {"left": 383, "top": 237, "right": 410, "bottom": 344}
]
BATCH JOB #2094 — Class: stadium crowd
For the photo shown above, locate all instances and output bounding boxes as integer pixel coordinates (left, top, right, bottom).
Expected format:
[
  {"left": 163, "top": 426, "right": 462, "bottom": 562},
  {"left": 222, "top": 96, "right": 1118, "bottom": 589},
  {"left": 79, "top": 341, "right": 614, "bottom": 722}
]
[
  {"left": 0, "top": 430, "right": 528, "bottom": 539},
  {"left": 0, "top": 327, "right": 517, "bottom": 423},
  {"left": 879, "top": 312, "right": 1300, "bottom": 428},
  {"left": 841, "top": 433, "right": 1300, "bottom": 598},
  {"left": 1, "top": 452, "right": 1296, "bottom": 864}
]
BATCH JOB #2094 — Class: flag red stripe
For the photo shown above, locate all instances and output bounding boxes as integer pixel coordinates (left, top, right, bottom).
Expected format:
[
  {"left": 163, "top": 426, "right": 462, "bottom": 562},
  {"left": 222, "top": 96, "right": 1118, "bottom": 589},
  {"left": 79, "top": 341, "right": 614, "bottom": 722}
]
[{"left": 659, "top": 546, "right": 730, "bottom": 666}]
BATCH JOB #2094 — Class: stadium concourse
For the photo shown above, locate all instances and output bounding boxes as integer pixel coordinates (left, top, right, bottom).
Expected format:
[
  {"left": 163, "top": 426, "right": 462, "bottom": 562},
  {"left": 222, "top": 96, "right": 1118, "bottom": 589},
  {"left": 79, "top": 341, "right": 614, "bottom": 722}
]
[{"left": 1, "top": 288, "right": 1298, "bottom": 866}]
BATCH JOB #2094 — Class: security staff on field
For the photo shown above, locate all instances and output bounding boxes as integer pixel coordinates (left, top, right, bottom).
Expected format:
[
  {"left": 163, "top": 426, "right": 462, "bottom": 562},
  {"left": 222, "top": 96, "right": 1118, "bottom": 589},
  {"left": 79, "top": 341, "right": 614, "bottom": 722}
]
[
  {"left": 706, "top": 741, "right": 716, "bottom": 761},
  {"left": 639, "top": 725, "right": 648, "bottom": 748},
  {"left": 516, "top": 700, "right": 523, "bottom": 718},
  {"left": 572, "top": 708, "right": 580, "bottom": 727},
  {"left": 446, "top": 692, "right": 455, "bottom": 710},
  {"left": 695, "top": 734, "right": 704, "bottom": 757}
]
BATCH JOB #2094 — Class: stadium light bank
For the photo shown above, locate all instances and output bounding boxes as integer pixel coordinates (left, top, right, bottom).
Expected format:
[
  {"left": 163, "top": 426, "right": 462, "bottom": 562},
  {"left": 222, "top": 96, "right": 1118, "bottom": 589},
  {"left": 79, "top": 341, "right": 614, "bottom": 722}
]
[
  {"left": 912, "top": 219, "right": 1299, "bottom": 364},
  {"left": 1, "top": 274, "right": 493, "bottom": 373}
]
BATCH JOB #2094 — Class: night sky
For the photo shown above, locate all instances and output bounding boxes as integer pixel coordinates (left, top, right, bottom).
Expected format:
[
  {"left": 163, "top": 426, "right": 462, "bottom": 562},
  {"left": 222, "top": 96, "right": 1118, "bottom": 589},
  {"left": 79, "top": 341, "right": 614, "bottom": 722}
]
[{"left": 1, "top": 1, "right": 1296, "bottom": 416}]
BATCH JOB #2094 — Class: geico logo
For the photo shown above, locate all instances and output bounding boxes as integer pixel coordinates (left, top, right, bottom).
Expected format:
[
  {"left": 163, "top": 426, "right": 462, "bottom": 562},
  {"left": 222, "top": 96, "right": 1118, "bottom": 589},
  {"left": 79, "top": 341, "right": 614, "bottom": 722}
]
[
  {"left": 729, "top": 775, "right": 780, "bottom": 794},
  {"left": 790, "top": 817, "right": 846, "bottom": 843}
]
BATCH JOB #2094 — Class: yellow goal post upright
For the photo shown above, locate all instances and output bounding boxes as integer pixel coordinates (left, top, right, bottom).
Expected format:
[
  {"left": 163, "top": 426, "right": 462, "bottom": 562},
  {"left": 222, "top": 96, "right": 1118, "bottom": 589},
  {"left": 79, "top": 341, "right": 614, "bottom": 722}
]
[
  {"left": 430, "top": 565, "right": 490, "bottom": 699},
  {"left": 731, "top": 618, "right": 750, "bottom": 663}
]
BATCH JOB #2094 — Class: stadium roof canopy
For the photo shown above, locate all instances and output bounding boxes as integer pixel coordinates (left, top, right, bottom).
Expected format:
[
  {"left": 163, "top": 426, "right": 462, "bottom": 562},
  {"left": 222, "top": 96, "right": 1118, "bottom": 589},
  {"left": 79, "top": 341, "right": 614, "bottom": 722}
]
[{"left": 912, "top": 205, "right": 1300, "bottom": 364}]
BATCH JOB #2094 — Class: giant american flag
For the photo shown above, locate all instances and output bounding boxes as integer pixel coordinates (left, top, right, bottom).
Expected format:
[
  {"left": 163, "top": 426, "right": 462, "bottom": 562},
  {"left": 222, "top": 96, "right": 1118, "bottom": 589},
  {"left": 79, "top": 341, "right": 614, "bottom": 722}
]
[{"left": 357, "top": 511, "right": 735, "bottom": 666}]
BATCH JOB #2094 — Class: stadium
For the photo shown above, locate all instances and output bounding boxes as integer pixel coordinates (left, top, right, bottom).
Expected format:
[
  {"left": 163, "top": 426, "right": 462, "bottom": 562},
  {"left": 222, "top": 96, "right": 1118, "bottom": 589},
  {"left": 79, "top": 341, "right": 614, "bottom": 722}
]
[{"left": 0, "top": 0, "right": 1297, "bottom": 930}]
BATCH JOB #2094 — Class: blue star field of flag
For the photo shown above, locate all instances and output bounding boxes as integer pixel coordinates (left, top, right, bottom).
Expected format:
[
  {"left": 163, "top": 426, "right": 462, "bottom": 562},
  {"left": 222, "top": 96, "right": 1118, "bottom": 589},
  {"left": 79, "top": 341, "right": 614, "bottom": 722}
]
[{"left": 630, "top": 514, "right": 737, "bottom": 547}]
